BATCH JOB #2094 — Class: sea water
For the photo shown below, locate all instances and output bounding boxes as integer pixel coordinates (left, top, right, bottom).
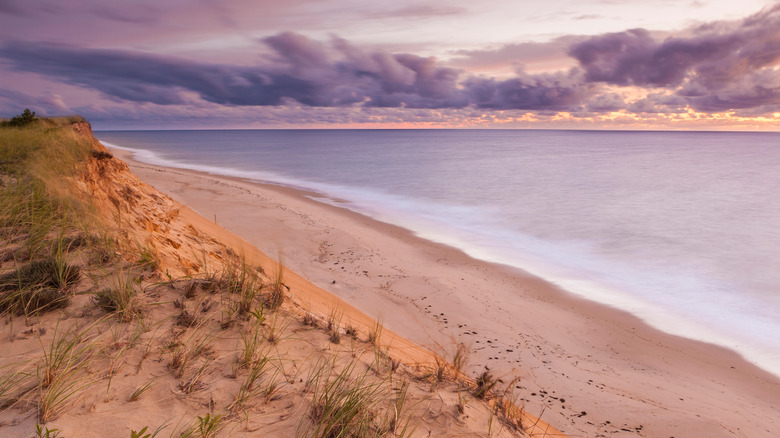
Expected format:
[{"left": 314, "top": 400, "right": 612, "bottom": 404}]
[{"left": 97, "top": 129, "right": 780, "bottom": 377}]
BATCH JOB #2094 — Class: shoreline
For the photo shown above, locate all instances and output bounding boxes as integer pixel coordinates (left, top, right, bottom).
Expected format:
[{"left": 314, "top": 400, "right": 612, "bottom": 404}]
[
  {"left": 109, "top": 145, "right": 780, "bottom": 437},
  {"left": 100, "top": 140, "right": 780, "bottom": 377}
]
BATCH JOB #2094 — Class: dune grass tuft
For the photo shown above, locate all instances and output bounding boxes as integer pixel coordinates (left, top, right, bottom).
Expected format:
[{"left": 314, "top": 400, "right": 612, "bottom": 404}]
[
  {"left": 36, "top": 320, "right": 99, "bottom": 422},
  {"left": 301, "top": 358, "right": 391, "bottom": 438},
  {"left": 35, "top": 423, "right": 62, "bottom": 438},
  {"left": 474, "top": 370, "right": 498, "bottom": 400},
  {"left": 129, "top": 377, "right": 156, "bottom": 402},
  {"left": 129, "top": 425, "right": 166, "bottom": 438},
  {"left": 92, "top": 271, "right": 141, "bottom": 322},
  {"left": 263, "top": 259, "right": 286, "bottom": 311},
  {"left": 0, "top": 257, "right": 80, "bottom": 315}
]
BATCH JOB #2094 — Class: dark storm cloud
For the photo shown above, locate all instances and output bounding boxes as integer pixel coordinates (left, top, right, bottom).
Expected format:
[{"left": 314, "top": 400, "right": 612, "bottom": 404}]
[
  {"left": 585, "top": 92, "right": 627, "bottom": 112},
  {"left": 0, "top": 33, "right": 595, "bottom": 111},
  {"left": 0, "top": 41, "right": 325, "bottom": 106},
  {"left": 569, "top": 27, "right": 752, "bottom": 88},
  {"left": 2, "top": 4, "right": 780, "bottom": 116},
  {"left": 627, "top": 93, "right": 688, "bottom": 114},
  {"left": 463, "top": 70, "right": 592, "bottom": 110},
  {"left": 687, "top": 87, "right": 780, "bottom": 112},
  {"left": 568, "top": 5, "right": 780, "bottom": 110}
]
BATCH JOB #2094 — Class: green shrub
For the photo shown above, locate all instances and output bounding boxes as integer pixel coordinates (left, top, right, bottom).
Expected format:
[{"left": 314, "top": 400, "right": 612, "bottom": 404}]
[{"left": 2, "top": 109, "right": 36, "bottom": 127}]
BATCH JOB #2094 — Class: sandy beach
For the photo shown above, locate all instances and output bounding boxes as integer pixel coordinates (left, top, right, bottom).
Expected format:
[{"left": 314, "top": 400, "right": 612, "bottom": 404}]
[
  {"left": 106, "top": 145, "right": 780, "bottom": 437},
  {"left": 5, "top": 120, "right": 566, "bottom": 437}
]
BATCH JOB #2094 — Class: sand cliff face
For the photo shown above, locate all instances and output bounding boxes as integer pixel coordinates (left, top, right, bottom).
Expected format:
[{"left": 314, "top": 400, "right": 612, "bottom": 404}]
[
  {"left": 73, "top": 122, "right": 218, "bottom": 277},
  {"left": 71, "top": 121, "right": 108, "bottom": 153}
]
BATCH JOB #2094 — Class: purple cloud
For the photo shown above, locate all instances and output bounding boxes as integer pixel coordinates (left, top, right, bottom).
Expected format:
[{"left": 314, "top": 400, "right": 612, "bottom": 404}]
[
  {"left": 449, "top": 36, "right": 584, "bottom": 73},
  {"left": 363, "top": 5, "right": 468, "bottom": 19},
  {"left": 568, "top": 5, "right": 780, "bottom": 110},
  {"left": 0, "top": 87, "right": 72, "bottom": 116},
  {"left": 1, "top": 35, "right": 572, "bottom": 111},
  {"left": 1, "top": 4, "right": 780, "bottom": 119},
  {"left": 463, "top": 70, "right": 592, "bottom": 110}
]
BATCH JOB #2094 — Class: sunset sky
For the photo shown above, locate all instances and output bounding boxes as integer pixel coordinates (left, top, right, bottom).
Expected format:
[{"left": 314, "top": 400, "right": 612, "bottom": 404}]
[{"left": 1, "top": 0, "right": 779, "bottom": 130}]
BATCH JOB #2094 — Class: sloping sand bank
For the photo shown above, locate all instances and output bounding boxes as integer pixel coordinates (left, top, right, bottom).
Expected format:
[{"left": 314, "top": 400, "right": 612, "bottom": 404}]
[{"left": 111, "top": 147, "right": 780, "bottom": 438}]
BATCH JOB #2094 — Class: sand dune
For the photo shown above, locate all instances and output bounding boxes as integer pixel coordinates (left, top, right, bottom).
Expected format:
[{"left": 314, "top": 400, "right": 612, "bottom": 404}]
[{"left": 1, "top": 121, "right": 563, "bottom": 437}]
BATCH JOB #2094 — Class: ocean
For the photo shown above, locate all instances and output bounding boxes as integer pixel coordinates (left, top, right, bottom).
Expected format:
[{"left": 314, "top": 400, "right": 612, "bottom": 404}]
[{"left": 97, "top": 129, "right": 780, "bottom": 377}]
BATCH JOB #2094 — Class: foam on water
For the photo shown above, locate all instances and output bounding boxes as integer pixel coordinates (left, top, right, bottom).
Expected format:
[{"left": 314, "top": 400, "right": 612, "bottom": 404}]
[{"left": 100, "top": 132, "right": 780, "bottom": 377}]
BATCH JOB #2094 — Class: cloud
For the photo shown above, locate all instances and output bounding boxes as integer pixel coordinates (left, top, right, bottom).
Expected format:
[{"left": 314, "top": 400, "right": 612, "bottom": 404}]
[
  {"left": 449, "top": 36, "right": 584, "bottom": 73},
  {"left": 363, "top": 5, "right": 468, "bottom": 19},
  {"left": 463, "top": 70, "right": 593, "bottom": 110},
  {"left": 0, "top": 87, "right": 72, "bottom": 116},
  {"left": 263, "top": 32, "right": 330, "bottom": 68},
  {"left": 90, "top": 4, "right": 160, "bottom": 24},
  {"left": 627, "top": 92, "right": 688, "bottom": 114},
  {"left": 568, "top": 5, "right": 780, "bottom": 110},
  {"left": 586, "top": 92, "right": 627, "bottom": 112},
  {"left": 0, "top": 33, "right": 597, "bottom": 112},
  {"left": 0, "top": 36, "right": 482, "bottom": 110},
  {"left": 573, "top": 14, "right": 603, "bottom": 20},
  {"left": 2, "top": 4, "right": 780, "bottom": 119},
  {"left": 0, "top": 40, "right": 326, "bottom": 106}
]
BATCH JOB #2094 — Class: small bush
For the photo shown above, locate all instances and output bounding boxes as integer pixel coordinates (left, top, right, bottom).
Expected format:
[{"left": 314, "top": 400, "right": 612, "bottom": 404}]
[
  {"left": 2, "top": 109, "right": 36, "bottom": 127},
  {"left": 90, "top": 150, "right": 113, "bottom": 160}
]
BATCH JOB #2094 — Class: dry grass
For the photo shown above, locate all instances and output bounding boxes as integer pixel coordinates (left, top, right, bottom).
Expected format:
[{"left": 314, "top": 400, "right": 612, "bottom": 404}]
[{"left": 263, "top": 259, "right": 286, "bottom": 311}]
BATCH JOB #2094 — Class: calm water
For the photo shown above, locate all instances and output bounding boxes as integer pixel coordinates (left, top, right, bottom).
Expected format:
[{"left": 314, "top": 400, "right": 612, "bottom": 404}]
[{"left": 97, "top": 129, "right": 780, "bottom": 376}]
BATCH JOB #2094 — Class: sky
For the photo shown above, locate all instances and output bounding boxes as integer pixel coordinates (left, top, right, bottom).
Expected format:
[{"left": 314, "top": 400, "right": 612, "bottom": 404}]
[{"left": 1, "top": 0, "right": 779, "bottom": 130}]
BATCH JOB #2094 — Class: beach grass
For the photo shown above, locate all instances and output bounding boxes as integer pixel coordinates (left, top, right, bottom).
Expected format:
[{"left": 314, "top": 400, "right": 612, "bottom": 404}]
[
  {"left": 301, "top": 357, "right": 388, "bottom": 437},
  {"left": 91, "top": 269, "right": 141, "bottom": 321},
  {"left": 0, "top": 117, "right": 95, "bottom": 255}
]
